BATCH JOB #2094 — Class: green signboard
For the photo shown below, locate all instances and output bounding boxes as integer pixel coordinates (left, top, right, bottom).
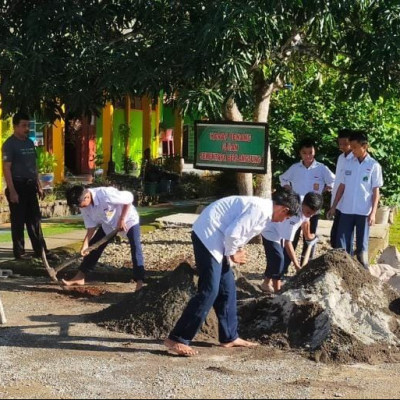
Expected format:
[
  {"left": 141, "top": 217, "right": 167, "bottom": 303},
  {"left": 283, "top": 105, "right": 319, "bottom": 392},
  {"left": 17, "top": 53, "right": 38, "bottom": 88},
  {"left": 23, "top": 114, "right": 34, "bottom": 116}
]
[{"left": 194, "top": 121, "right": 268, "bottom": 173}]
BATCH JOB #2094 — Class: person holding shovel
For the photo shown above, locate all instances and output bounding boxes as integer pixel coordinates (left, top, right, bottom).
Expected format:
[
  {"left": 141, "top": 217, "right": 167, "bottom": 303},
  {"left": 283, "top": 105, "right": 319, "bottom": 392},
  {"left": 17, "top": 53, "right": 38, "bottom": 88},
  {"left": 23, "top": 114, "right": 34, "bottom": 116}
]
[
  {"left": 164, "top": 187, "right": 300, "bottom": 357},
  {"left": 63, "top": 185, "right": 145, "bottom": 291}
]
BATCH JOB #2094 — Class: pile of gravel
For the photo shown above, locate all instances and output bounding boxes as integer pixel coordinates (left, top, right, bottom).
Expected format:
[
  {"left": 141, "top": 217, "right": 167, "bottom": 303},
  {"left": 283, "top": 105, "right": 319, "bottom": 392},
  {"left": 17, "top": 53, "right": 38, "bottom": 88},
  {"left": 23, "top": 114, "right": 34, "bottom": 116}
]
[{"left": 239, "top": 249, "right": 400, "bottom": 363}]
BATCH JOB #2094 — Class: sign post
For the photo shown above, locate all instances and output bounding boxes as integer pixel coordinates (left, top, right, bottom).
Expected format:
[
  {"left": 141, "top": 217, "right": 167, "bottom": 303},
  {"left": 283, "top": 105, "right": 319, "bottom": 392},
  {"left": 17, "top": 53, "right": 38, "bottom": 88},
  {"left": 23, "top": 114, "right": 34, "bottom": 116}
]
[{"left": 194, "top": 121, "right": 268, "bottom": 173}]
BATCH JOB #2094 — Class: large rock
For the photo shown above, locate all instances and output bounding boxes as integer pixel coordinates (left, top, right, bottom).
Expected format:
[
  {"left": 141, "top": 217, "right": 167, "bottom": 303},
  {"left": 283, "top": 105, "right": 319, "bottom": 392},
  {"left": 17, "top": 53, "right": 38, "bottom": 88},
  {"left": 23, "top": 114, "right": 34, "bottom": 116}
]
[
  {"left": 238, "top": 249, "right": 400, "bottom": 364},
  {"left": 378, "top": 245, "right": 400, "bottom": 270}
]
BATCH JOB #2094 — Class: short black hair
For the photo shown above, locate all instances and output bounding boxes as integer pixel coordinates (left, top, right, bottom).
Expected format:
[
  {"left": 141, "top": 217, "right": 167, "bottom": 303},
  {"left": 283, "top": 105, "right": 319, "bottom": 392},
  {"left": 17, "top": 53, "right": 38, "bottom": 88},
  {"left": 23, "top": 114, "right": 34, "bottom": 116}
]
[
  {"left": 12, "top": 112, "right": 30, "bottom": 125},
  {"left": 272, "top": 187, "right": 301, "bottom": 217},
  {"left": 337, "top": 128, "right": 352, "bottom": 139},
  {"left": 303, "top": 192, "right": 323, "bottom": 212},
  {"left": 66, "top": 185, "right": 85, "bottom": 208},
  {"left": 349, "top": 130, "right": 368, "bottom": 145},
  {"left": 298, "top": 138, "right": 316, "bottom": 151}
]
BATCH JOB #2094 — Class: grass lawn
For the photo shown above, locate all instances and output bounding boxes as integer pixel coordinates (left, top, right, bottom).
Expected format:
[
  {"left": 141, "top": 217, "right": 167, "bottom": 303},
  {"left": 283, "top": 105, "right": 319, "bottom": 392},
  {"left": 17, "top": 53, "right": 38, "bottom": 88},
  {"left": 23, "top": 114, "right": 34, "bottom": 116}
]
[
  {"left": 0, "top": 203, "right": 198, "bottom": 243},
  {"left": 0, "top": 222, "right": 86, "bottom": 243},
  {"left": 389, "top": 209, "right": 400, "bottom": 250}
]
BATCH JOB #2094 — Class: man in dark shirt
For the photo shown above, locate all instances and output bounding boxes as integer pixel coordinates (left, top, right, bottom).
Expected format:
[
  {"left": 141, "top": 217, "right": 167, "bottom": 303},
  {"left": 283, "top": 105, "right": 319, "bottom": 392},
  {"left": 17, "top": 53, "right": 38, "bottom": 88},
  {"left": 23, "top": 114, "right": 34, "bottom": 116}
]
[{"left": 2, "top": 112, "right": 54, "bottom": 260}]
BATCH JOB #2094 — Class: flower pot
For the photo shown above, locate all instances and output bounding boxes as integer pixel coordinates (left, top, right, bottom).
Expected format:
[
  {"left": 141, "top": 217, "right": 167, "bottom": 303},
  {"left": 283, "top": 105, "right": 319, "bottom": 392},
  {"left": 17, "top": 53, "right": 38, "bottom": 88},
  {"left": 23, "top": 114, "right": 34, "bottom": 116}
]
[
  {"left": 144, "top": 182, "right": 158, "bottom": 196},
  {"left": 39, "top": 173, "right": 54, "bottom": 190},
  {"left": 376, "top": 206, "right": 391, "bottom": 224},
  {"left": 158, "top": 179, "right": 172, "bottom": 194}
]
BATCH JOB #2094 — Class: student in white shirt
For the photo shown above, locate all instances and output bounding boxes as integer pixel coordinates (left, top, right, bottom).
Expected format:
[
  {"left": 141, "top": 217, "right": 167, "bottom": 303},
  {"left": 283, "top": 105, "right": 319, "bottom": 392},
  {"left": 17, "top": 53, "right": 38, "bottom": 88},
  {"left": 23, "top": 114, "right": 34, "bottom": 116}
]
[
  {"left": 328, "top": 130, "right": 383, "bottom": 270},
  {"left": 330, "top": 129, "right": 354, "bottom": 248},
  {"left": 280, "top": 138, "right": 335, "bottom": 262},
  {"left": 164, "top": 188, "right": 300, "bottom": 357},
  {"left": 260, "top": 192, "right": 323, "bottom": 294},
  {"left": 63, "top": 185, "right": 145, "bottom": 291}
]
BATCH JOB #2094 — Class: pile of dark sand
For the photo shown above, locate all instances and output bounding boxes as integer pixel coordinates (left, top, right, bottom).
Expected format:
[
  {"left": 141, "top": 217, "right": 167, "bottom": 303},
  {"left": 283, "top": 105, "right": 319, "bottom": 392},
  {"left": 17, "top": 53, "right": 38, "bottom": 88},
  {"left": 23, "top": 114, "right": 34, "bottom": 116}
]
[
  {"left": 94, "top": 249, "right": 400, "bottom": 364},
  {"left": 93, "top": 262, "right": 260, "bottom": 342},
  {"left": 239, "top": 249, "right": 400, "bottom": 363},
  {"left": 93, "top": 262, "right": 219, "bottom": 341}
]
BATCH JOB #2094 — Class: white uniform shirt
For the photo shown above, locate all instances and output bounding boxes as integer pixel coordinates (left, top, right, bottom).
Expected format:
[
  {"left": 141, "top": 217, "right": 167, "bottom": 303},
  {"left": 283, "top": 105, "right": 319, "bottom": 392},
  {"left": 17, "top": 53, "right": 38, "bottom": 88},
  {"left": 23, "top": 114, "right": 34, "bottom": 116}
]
[
  {"left": 331, "top": 152, "right": 354, "bottom": 210},
  {"left": 193, "top": 196, "right": 273, "bottom": 263},
  {"left": 262, "top": 212, "right": 308, "bottom": 243},
  {"left": 80, "top": 187, "right": 139, "bottom": 235},
  {"left": 279, "top": 160, "right": 335, "bottom": 196},
  {"left": 338, "top": 154, "right": 383, "bottom": 216}
]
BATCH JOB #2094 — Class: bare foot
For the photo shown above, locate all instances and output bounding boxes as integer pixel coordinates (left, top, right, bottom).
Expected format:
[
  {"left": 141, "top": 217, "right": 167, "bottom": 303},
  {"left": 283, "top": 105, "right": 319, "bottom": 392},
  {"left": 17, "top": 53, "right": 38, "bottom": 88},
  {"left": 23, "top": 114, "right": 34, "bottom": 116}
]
[
  {"left": 260, "top": 281, "right": 274, "bottom": 293},
  {"left": 164, "top": 338, "right": 198, "bottom": 356},
  {"left": 220, "top": 338, "right": 258, "bottom": 348},
  {"left": 135, "top": 280, "right": 144, "bottom": 292},
  {"left": 61, "top": 271, "right": 86, "bottom": 287}
]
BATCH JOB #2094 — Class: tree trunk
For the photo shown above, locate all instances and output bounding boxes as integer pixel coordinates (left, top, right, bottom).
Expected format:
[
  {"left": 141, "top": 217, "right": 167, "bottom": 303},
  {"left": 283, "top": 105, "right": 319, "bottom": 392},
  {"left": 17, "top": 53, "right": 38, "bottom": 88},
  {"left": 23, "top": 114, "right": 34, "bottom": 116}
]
[
  {"left": 253, "top": 78, "right": 277, "bottom": 199},
  {"left": 223, "top": 97, "right": 253, "bottom": 195}
]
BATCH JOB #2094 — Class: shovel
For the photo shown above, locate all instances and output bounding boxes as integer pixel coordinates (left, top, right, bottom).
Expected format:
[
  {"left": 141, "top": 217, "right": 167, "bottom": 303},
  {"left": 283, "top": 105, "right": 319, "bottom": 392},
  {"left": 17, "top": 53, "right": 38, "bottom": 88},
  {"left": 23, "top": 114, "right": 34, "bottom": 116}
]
[{"left": 42, "top": 228, "right": 120, "bottom": 282}]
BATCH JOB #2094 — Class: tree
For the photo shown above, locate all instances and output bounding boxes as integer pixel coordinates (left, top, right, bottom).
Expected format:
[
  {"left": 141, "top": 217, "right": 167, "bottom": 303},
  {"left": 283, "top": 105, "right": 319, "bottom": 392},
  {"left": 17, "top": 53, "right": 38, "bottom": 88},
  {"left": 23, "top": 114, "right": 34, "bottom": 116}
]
[
  {"left": 1, "top": 0, "right": 400, "bottom": 198},
  {"left": 137, "top": 0, "right": 400, "bottom": 196}
]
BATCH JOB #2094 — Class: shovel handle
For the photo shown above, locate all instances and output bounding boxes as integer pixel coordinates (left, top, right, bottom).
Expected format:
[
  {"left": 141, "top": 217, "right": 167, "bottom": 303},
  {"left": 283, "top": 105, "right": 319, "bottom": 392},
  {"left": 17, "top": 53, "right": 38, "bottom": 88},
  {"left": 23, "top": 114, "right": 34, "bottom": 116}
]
[{"left": 54, "top": 228, "right": 120, "bottom": 273}]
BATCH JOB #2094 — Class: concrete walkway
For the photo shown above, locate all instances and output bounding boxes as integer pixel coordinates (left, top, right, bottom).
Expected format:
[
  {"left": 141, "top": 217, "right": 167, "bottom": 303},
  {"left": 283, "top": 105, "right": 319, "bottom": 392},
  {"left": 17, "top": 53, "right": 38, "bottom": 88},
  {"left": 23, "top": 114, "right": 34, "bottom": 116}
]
[{"left": 0, "top": 215, "right": 86, "bottom": 263}]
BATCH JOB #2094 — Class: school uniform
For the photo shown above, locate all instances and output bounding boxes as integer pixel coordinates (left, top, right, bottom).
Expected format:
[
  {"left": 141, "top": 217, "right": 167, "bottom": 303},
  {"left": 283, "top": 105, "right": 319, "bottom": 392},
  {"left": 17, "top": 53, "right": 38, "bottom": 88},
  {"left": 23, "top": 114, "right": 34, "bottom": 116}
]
[
  {"left": 168, "top": 196, "right": 273, "bottom": 346},
  {"left": 330, "top": 152, "right": 354, "bottom": 248},
  {"left": 280, "top": 160, "right": 335, "bottom": 259},
  {"left": 336, "top": 154, "right": 383, "bottom": 268},
  {"left": 79, "top": 187, "right": 145, "bottom": 282},
  {"left": 262, "top": 211, "right": 310, "bottom": 277}
]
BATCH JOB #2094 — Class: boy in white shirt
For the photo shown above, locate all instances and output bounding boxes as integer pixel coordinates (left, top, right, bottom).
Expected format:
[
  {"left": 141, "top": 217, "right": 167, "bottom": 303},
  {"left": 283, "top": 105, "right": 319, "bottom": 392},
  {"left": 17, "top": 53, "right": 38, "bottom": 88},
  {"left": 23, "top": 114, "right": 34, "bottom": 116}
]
[
  {"left": 63, "top": 185, "right": 145, "bottom": 291},
  {"left": 164, "top": 188, "right": 300, "bottom": 357},
  {"left": 328, "top": 130, "right": 383, "bottom": 270},
  {"left": 330, "top": 129, "right": 353, "bottom": 248},
  {"left": 280, "top": 138, "right": 335, "bottom": 262},
  {"left": 260, "top": 192, "right": 323, "bottom": 293}
]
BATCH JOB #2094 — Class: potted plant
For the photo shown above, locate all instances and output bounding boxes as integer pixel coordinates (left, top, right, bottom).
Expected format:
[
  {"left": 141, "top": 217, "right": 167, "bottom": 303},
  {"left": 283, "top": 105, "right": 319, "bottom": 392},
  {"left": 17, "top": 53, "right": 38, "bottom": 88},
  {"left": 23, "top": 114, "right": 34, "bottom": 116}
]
[
  {"left": 37, "top": 151, "right": 57, "bottom": 189},
  {"left": 377, "top": 196, "right": 399, "bottom": 224},
  {"left": 93, "top": 153, "right": 104, "bottom": 178}
]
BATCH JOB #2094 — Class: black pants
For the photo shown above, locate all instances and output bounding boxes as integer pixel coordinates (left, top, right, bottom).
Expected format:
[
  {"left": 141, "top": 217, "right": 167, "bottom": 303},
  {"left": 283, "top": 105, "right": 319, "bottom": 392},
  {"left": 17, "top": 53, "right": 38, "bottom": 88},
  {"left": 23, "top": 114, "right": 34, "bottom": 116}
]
[
  {"left": 283, "top": 214, "right": 319, "bottom": 274},
  {"left": 79, "top": 225, "right": 145, "bottom": 282},
  {"left": 5, "top": 180, "right": 47, "bottom": 258},
  {"left": 330, "top": 209, "right": 341, "bottom": 248}
]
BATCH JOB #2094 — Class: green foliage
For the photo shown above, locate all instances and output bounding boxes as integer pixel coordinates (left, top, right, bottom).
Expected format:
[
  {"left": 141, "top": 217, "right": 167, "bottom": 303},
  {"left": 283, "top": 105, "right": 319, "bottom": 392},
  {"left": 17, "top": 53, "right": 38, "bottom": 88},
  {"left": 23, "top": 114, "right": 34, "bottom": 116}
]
[
  {"left": 119, "top": 123, "right": 130, "bottom": 144},
  {"left": 389, "top": 211, "right": 400, "bottom": 249},
  {"left": 123, "top": 155, "right": 135, "bottom": 174},
  {"left": 93, "top": 153, "right": 104, "bottom": 169},
  {"left": 269, "top": 64, "right": 400, "bottom": 201},
  {"left": 162, "top": 155, "right": 182, "bottom": 174},
  {"left": 3, "top": 1, "right": 400, "bottom": 121},
  {"left": 37, "top": 151, "right": 57, "bottom": 173}
]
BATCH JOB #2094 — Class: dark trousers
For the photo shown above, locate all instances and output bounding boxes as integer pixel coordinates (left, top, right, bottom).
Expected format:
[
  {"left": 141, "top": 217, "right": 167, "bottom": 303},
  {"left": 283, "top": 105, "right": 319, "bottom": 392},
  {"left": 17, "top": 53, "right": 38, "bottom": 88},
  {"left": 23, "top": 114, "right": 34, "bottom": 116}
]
[
  {"left": 283, "top": 214, "right": 319, "bottom": 274},
  {"left": 79, "top": 224, "right": 145, "bottom": 282},
  {"left": 5, "top": 180, "right": 47, "bottom": 258},
  {"left": 330, "top": 209, "right": 341, "bottom": 248},
  {"left": 336, "top": 213, "right": 369, "bottom": 269},
  {"left": 262, "top": 237, "right": 284, "bottom": 280},
  {"left": 168, "top": 231, "right": 238, "bottom": 346}
]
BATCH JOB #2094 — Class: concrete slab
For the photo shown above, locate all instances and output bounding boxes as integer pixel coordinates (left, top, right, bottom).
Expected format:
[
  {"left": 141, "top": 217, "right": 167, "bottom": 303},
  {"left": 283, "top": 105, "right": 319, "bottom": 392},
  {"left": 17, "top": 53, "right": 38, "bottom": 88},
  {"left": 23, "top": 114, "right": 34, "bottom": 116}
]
[
  {"left": 317, "top": 219, "right": 389, "bottom": 262},
  {"left": 155, "top": 213, "right": 199, "bottom": 227}
]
